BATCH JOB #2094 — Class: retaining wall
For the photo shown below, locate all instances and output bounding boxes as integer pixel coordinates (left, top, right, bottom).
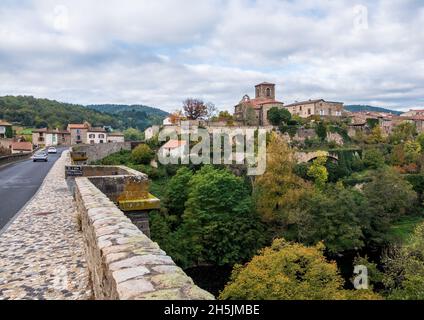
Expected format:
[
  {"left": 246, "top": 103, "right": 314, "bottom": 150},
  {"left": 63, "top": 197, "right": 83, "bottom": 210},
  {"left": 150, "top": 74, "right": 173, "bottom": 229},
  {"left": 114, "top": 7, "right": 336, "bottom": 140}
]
[{"left": 73, "top": 142, "right": 131, "bottom": 163}]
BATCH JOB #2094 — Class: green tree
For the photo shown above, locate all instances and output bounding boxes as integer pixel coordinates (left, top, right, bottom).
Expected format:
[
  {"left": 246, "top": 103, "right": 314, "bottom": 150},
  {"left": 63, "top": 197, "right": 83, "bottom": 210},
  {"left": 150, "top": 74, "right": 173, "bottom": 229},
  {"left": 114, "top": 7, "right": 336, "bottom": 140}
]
[
  {"left": 404, "top": 140, "right": 422, "bottom": 164},
  {"left": 307, "top": 156, "right": 328, "bottom": 189},
  {"left": 164, "top": 167, "right": 193, "bottom": 220},
  {"left": 219, "top": 239, "right": 380, "bottom": 300},
  {"left": 363, "top": 169, "right": 418, "bottom": 246},
  {"left": 383, "top": 222, "right": 424, "bottom": 300},
  {"left": 175, "top": 166, "right": 265, "bottom": 267},
  {"left": 267, "top": 107, "right": 291, "bottom": 126},
  {"left": 416, "top": 133, "right": 424, "bottom": 150},
  {"left": 389, "top": 122, "right": 417, "bottom": 144},
  {"left": 124, "top": 128, "right": 144, "bottom": 141},
  {"left": 367, "top": 126, "right": 385, "bottom": 144},
  {"left": 296, "top": 183, "right": 367, "bottom": 254},
  {"left": 131, "top": 144, "right": 155, "bottom": 164},
  {"left": 363, "top": 148, "right": 385, "bottom": 169}
]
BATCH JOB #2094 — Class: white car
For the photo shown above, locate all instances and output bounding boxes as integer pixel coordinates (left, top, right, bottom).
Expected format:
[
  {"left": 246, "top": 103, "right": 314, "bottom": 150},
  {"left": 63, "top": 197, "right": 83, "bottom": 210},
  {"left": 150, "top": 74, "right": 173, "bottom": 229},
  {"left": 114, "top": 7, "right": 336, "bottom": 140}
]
[
  {"left": 47, "top": 147, "right": 57, "bottom": 154},
  {"left": 32, "top": 151, "right": 48, "bottom": 162}
]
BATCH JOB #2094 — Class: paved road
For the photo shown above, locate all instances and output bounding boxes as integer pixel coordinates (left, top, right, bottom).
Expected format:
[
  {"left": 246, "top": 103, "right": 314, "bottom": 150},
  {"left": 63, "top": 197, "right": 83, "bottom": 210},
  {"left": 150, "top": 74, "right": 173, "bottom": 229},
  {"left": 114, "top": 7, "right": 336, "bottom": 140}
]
[{"left": 0, "top": 148, "right": 66, "bottom": 231}]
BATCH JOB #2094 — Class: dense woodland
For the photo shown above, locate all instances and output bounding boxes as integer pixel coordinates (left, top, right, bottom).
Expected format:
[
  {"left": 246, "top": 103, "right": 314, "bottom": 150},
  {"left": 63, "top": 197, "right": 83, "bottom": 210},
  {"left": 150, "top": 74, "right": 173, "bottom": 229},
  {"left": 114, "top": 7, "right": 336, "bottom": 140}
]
[{"left": 0, "top": 96, "right": 167, "bottom": 131}]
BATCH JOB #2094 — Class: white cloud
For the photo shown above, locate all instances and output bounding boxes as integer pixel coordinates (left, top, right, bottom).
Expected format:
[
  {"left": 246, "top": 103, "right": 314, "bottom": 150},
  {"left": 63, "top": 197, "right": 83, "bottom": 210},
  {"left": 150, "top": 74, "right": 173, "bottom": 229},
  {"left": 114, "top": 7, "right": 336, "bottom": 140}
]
[{"left": 0, "top": 0, "right": 423, "bottom": 112}]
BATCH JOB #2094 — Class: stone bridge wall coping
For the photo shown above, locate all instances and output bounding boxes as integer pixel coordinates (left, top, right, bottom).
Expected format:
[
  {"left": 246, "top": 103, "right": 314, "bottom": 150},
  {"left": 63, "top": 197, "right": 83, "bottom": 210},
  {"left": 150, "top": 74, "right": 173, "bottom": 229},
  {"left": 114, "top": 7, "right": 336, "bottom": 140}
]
[{"left": 74, "top": 177, "right": 214, "bottom": 300}]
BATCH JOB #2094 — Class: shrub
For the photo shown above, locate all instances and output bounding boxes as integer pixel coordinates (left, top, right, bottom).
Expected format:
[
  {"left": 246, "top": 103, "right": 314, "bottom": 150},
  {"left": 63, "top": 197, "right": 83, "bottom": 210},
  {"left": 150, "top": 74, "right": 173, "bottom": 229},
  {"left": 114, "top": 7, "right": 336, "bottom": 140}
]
[{"left": 131, "top": 144, "right": 155, "bottom": 164}]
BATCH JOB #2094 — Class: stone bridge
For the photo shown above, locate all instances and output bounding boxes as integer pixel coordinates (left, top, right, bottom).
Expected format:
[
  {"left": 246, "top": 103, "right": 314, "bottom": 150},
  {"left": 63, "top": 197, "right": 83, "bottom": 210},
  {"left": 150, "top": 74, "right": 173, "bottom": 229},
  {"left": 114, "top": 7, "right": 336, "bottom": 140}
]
[
  {"left": 0, "top": 149, "right": 214, "bottom": 300},
  {"left": 295, "top": 151, "right": 339, "bottom": 164}
]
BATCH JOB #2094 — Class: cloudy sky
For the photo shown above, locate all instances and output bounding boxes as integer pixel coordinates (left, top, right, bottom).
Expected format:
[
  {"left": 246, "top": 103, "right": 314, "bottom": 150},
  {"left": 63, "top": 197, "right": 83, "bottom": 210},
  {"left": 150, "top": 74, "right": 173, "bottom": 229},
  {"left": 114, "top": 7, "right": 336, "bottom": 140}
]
[{"left": 0, "top": 0, "right": 423, "bottom": 112}]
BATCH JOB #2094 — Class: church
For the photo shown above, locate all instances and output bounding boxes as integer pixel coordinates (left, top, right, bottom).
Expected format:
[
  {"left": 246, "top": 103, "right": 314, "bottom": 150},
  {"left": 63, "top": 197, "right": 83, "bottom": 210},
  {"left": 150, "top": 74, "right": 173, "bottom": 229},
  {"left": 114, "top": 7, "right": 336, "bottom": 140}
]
[
  {"left": 234, "top": 82, "right": 344, "bottom": 126},
  {"left": 233, "top": 82, "right": 285, "bottom": 126}
]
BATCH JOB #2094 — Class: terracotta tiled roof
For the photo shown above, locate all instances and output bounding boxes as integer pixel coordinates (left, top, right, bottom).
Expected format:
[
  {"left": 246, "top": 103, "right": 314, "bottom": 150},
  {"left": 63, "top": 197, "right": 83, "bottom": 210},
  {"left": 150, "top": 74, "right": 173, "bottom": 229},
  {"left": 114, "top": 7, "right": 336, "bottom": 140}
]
[
  {"left": 238, "top": 98, "right": 284, "bottom": 109},
  {"left": 68, "top": 124, "right": 88, "bottom": 129},
  {"left": 162, "top": 140, "right": 187, "bottom": 149},
  {"left": 0, "top": 120, "right": 12, "bottom": 126},
  {"left": 11, "top": 141, "right": 33, "bottom": 151},
  {"left": 285, "top": 99, "right": 344, "bottom": 108}
]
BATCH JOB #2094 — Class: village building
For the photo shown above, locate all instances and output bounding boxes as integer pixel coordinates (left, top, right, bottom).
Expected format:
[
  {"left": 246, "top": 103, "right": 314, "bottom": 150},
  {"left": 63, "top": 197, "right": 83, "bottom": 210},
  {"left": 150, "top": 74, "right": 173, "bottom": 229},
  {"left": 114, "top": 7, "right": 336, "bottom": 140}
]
[
  {"left": 234, "top": 82, "right": 285, "bottom": 126},
  {"left": 400, "top": 110, "right": 424, "bottom": 117},
  {"left": 0, "top": 120, "right": 13, "bottom": 139},
  {"left": 11, "top": 141, "right": 33, "bottom": 154},
  {"left": 32, "top": 128, "right": 71, "bottom": 147},
  {"left": 107, "top": 132, "right": 125, "bottom": 143},
  {"left": 87, "top": 127, "right": 107, "bottom": 144},
  {"left": 67, "top": 123, "right": 89, "bottom": 145},
  {"left": 284, "top": 99, "right": 344, "bottom": 118},
  {"left": 144, "top": 125, "right": 160, "bottom": 140},
  {"left": 160, "top": 139, "right": 187, "bottom": 159}
]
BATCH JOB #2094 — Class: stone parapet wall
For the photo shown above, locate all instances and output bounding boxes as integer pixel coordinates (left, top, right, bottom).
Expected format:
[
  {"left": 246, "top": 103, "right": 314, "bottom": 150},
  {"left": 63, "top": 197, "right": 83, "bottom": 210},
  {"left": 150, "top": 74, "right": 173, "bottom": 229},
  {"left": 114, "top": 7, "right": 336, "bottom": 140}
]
[
  {"left": 73, "top": 142, "right": 131, "bottom": 163},
  {"left": 74, "top": 177, "right": 214, "bottom": 300}
]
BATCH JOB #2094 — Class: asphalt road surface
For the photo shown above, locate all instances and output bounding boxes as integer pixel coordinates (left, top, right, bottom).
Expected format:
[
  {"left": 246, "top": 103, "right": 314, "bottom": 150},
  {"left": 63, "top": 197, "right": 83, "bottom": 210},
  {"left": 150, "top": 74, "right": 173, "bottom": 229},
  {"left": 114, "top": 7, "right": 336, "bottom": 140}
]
[{"left": 0, "top": 148, "right": 66, "bottom": 231}]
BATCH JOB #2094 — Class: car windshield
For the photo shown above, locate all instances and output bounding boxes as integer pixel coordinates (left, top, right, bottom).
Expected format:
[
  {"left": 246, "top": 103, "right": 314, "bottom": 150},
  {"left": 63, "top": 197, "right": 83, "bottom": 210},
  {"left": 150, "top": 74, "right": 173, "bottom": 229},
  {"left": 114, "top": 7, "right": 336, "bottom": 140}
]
[{"left": 36, "top": 152, "right": 46, "bottom": 155}]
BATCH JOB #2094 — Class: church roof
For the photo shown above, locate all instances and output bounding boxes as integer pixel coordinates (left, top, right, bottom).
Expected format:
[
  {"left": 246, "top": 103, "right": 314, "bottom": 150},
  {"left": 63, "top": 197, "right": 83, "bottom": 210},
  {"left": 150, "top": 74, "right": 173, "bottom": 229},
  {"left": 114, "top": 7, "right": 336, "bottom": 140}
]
[{"left": 238, "top": 97, "right": 284, "bottom": 109}]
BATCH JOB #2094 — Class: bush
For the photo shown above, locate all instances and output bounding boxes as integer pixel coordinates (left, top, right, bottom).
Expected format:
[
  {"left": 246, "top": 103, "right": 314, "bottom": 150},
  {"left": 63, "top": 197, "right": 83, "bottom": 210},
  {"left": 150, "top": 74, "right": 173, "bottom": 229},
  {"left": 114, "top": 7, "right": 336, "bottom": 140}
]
[
  {"left": 131, "top": 144, "right": 155, "bottom": 164},
  {"left": 363, "top": 148, "right": 385, "bottom": 169}
]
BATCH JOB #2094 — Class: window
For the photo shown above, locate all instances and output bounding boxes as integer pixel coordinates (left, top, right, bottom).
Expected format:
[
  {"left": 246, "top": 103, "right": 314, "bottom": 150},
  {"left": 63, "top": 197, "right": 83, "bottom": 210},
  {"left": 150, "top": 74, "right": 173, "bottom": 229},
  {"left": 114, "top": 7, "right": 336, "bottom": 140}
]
[
  {"left": 266, "top": 88, "right": 271, "bottom": 97},
  {"left": 299, "top": 106, "right": 303, "bottom": 111},
  {"left": 77, "top": 135, "right": 81, "bottom": 141},
  {"left": 320, "top": 110, "right": 325, "bottom": 116},
  {"left": 99, "top": 140, "right": 104, "bottom": 144},
  {"left": 99, "top": 134, "right": 105, "bottom": 139},
  {"left": 89, "top": 134, "right": 95, "bottom": 139},
  {"left": 90, "top": 140, "right": 95, "bottom": 144},
  {"left": 308, "top": 109, "right": 311, "bottom": 115}
]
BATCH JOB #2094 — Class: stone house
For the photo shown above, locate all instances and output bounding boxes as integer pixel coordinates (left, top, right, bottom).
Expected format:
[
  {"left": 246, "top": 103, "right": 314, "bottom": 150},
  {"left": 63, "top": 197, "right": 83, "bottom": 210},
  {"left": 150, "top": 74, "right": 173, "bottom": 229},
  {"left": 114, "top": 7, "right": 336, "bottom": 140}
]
[
  {"left": 234, "top": 82, "right": 285, "bottom": 126},
  {"left": 284, "top": 99, "right": 344, "bottom": 118},
  {"left": 68, "top": 123, "right": 90, "bottom": 145},
  {"left": 32, "top": 128, "right": 71, "bottom": 147}
]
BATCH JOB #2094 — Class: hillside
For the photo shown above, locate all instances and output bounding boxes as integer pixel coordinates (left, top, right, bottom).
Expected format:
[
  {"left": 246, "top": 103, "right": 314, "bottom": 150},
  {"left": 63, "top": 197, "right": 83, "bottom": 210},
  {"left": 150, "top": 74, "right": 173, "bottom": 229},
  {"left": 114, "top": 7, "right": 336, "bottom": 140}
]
[
  {"left": 0, "top": 96, "right": 123, "bottom": 130},
  {"left": 345, "top": 105, "right": 402, "bottom": 115},
  {"left": 86, "top": 104, "right": 168, "bottom": 131},
  {"left": 0, "top": 97, "right": 169, "bottom": 131}
]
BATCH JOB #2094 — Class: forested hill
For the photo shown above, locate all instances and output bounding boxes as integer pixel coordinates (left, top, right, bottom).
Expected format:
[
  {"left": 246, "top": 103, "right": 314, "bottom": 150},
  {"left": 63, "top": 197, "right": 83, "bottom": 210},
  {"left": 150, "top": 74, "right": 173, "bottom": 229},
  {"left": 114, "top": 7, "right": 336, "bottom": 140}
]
[
  {"left": 345, "top": 105, "right": 402, "bottom": 115},
  {"left": 0, "top": 96, "right": 122, "bottom": 130},
  {"left": 86, "top": 104, "right": 168, "bottom": 130},
  {"left": 0, "top": 96, "right": 169, "bottom": 131}
]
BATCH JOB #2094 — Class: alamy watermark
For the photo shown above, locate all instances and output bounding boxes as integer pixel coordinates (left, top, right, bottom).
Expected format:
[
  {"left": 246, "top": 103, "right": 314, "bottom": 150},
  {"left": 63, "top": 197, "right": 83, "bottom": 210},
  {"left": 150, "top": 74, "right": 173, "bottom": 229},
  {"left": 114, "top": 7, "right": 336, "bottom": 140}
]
[
  {"left": 157, "top": 122, "right": 267, "bottom": 176},
  {"left": 353, "top": 265, "right": 369, "bottom": 290}
]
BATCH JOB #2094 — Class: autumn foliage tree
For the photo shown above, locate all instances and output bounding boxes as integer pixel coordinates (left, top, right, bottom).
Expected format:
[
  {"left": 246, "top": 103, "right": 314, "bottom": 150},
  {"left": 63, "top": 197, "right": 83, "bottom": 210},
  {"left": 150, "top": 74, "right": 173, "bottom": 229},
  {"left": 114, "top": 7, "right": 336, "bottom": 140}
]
[
  {"left": 254, "top": 133, "right": 311, "bottom": 229},
  {"left": 220, "top": 238, "right": 381, "bottom": 300},
  {"left": 182, "top": 98, "right": 208, "bottom": 120}
]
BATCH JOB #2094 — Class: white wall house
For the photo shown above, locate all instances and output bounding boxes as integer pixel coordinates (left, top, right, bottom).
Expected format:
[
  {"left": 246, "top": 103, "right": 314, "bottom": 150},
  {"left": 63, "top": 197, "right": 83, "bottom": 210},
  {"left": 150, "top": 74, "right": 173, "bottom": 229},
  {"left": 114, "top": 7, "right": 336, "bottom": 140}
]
[
  {"left": 160, "top": 139, "right": 187, "bottom": 161},
  {"left": 163, "top": 117, "right": 173, "bottom": 126},
  {"left": 87, "top": 128, "right": 107, "bottom": 144},
  {"left": 144, "top": 125, "right": 160, "bottom": 140}
]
